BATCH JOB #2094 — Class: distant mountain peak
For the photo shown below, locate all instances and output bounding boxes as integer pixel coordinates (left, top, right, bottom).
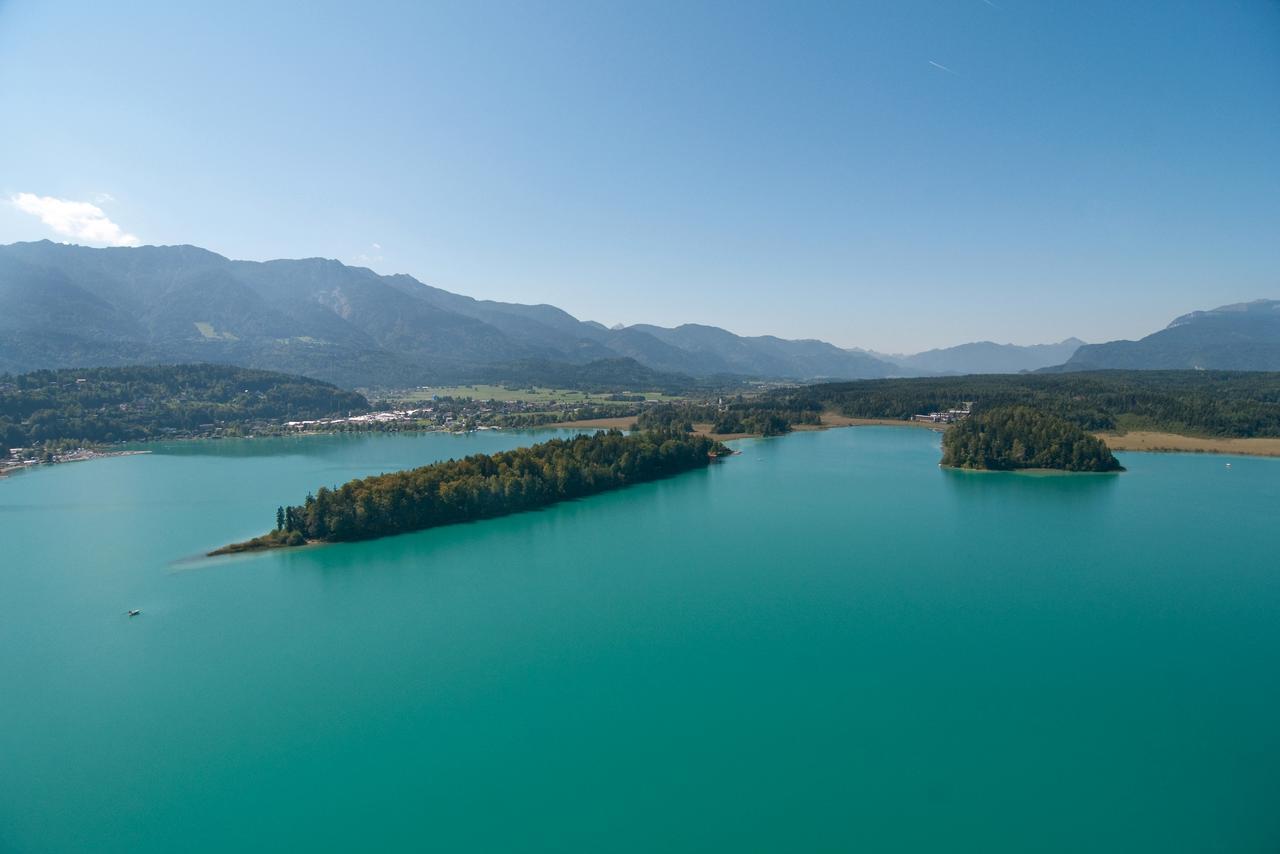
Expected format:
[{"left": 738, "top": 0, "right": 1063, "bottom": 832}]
[
  {"left": 878, "top": 337, "right": 1087, "bottom": 375},
  {"left": 1168, "top": 299, "right": 1280, "bottom": 329},
  {"left": 1061, "top": 298, "right": 1280, "bottom": 372}
]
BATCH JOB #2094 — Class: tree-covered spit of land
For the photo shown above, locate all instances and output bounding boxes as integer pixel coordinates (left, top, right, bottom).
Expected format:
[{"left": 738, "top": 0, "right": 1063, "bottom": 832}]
[
  {"left": 941, "top": 406, "right": 1124, "bottom": 472},
  {"left": 636, "top": 400, "right": 821, "bottom": 436},
  {"left": 211, "top": 429, "right": 731, "bottom": 554},
  {"left": 0, "top": 364, "right": 369, "bottom": 449},
  {"left": 771, "top": 370, "right": 1280, "bottom": 438}
]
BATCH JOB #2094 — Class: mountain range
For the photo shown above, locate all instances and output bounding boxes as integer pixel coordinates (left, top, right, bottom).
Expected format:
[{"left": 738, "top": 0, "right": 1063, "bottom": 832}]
[
  {"left": 867, "top": 339, "right": 1086, "bottom": 375},
  {"left": 0, "top": 241, "right": 898, "bottom": 387},
  {"left": 1058, "top": 300, "right": 1280, "bottom": 372},
  {"left": 2, "top": 240, "right": 1275, "bottom": 387}
]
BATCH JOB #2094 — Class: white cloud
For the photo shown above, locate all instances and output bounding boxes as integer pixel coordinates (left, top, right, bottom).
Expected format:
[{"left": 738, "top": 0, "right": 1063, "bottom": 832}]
[
  {"left": 354, "top": 242, "right": 384, "bottom": 266},
  {"left": 10, "top": 192, "right": 141, "bottom": 246}
]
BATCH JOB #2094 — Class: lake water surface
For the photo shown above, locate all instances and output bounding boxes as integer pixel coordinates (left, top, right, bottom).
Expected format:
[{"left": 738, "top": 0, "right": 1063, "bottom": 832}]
[{"left": 3, "top": 427, "right": 1279, "bottom": 852}]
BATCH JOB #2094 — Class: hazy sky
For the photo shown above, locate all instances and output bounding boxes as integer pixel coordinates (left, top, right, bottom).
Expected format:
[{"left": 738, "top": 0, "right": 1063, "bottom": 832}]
[{"left": 1, "top": 1, "right": 1277, "bottom": 352}]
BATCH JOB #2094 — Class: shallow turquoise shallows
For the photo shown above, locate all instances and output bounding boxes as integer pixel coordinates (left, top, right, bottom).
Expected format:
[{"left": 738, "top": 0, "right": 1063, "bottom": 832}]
[{"left": 2, "top": 427, "right": 1279, "bottom": 853}]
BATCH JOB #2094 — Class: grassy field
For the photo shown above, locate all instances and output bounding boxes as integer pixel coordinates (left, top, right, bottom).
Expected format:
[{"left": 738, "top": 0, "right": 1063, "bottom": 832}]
[
  {"left": 1096, "top": 431, "right": 1280, "bottom": 457},
  {"left": 390, "top": 385, "right": 686, "bottom": 404}
]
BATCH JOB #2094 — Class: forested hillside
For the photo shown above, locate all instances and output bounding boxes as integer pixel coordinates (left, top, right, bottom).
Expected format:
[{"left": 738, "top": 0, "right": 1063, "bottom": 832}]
[{"left": 0, "top": 365, "right": 369, "bottom": 447}]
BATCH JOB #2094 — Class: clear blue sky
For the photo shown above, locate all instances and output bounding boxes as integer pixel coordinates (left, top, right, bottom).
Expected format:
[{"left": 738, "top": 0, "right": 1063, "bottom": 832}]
[{"left": 1, "top": 0, "right": 1276, "bottom": 352}]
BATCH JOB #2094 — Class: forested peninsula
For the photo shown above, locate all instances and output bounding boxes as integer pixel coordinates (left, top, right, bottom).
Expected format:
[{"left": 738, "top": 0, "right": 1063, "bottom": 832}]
[
  {"left": 941, "top": 407, "right": 1124, "bottom": 472},
  {"left": 635, "top": 401, "right": 819, "bottom": 437},
  {"left": 211, "top": 429, "right": 730, "bottom": 554}
]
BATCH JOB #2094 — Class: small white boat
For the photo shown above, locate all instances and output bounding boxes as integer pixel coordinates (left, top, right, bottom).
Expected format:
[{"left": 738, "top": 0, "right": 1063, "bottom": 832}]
[{"left": 127, "top": 609, "right": 141, "bottom": 617}]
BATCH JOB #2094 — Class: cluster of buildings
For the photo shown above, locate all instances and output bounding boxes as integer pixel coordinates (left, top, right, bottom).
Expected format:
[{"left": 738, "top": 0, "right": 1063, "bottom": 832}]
[
  {"left": 283, "top": 407, "right": 437, "bottom": 430},
  {"left": 282, "top": 395, "right": 550, "bottom": 432},
  {"left": 912, "top": 402, "right": 974, "bottom": 424}
]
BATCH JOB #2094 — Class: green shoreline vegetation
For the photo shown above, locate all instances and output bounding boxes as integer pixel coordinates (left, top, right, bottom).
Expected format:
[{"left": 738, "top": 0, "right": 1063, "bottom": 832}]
[
  {"left": 941, "top": 406, "right": 1124, "bottom": 472},
  {"left": 211, "top": 429, "right": 731, "bottom": 555}
]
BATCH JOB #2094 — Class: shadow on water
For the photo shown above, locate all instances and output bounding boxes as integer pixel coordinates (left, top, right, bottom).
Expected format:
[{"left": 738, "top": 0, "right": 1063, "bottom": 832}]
[{"left": 940, "top": 465, "right": 1122, "bottom": 513}]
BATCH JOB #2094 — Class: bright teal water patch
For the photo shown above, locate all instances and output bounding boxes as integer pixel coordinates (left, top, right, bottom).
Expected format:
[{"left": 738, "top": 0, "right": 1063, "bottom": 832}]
[{"left": 2, "top": 427, "right": 1279, "bottom": 852}]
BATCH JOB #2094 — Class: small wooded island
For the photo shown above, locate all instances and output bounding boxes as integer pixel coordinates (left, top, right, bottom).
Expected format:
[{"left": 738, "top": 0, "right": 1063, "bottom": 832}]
[
  {"left": 211, "top": 429, "right": 730, "bottom": 554},
  {"left": 941, "top": 406, "right": 1124, "bottom": 472}
]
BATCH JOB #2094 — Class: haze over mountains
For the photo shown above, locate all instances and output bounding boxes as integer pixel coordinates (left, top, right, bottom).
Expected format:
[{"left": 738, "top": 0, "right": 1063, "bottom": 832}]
[
  {"left": 868, "top": 339, "right": 1086, "bottom": 376},
  {"left": 1, "top": 241, "right": 1275, "bottom": 387}
]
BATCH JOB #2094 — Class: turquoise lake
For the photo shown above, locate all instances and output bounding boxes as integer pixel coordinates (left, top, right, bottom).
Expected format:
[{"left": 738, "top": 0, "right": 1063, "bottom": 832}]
[{"left": 2, "top": 426, "right": 1279, "bottom": 852}]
